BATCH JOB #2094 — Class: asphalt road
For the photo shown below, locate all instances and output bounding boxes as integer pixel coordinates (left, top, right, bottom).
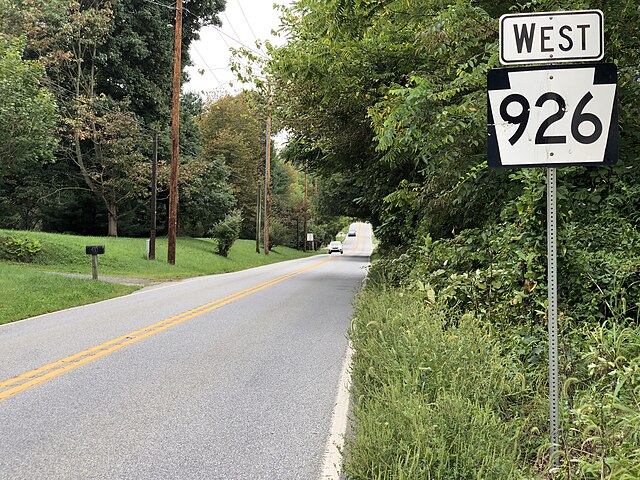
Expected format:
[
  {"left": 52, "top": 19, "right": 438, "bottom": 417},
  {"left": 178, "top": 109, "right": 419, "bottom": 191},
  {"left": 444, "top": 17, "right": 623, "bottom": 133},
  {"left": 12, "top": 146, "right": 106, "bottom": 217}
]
[{"left": 0, "top": 223, "right": 373, "bottom": 480}]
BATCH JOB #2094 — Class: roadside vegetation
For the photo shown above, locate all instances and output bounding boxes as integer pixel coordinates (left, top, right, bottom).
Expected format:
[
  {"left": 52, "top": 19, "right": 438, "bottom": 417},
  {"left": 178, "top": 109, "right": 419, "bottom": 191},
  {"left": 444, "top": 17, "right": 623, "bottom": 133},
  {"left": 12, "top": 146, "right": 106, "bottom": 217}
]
[
  {"left": 261, "top": 0, "right": 640, "bottom": 478},
  {"left": 0, "top": 262, "right": 137, "bottom": 325},
  {"left": 0, "top": 229, "right": 317, "bottom": 324},
  {"left": 347, "top": 222, "right": 640, "bottom": 478}
]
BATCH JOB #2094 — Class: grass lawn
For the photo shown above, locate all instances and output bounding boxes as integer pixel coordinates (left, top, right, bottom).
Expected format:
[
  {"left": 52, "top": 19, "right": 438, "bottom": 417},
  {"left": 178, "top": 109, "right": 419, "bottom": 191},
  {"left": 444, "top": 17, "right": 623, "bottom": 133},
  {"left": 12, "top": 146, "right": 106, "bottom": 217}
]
[
  {"left": 0, "top": 263, "right": 137, "bottom": 325},
  {"left": 0, "top": 230, "right": 318, "bottom": 324}
]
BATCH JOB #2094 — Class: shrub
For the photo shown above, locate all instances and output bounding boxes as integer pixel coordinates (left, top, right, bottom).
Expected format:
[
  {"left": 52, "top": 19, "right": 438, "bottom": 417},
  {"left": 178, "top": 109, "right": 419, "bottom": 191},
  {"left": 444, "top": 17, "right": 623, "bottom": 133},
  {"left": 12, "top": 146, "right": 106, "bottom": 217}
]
[
  {"left": 0, "top": 236, "right": 42, "bottom": 262},
  {"left": 268, "top": 218, "right": 291, "bottom": 249},
  {"left": 209, "top": 210, "right": 242, "bottom": 257},
  {"left": 558, "top": 322, "right": 640, "bottom": 479}
]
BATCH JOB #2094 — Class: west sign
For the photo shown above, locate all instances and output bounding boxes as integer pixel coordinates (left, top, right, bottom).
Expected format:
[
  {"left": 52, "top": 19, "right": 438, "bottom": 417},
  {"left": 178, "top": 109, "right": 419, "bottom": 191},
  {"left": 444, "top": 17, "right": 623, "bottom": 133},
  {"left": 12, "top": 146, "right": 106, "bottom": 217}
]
[{"left": 500, "top": 10, "right": 603, "bottom": 65}]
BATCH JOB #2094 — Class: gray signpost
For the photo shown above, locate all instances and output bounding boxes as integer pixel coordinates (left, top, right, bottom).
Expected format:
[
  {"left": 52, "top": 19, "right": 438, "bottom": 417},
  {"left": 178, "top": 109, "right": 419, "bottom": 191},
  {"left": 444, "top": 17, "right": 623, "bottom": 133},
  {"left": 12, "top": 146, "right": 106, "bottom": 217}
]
[{"left": 489, "top": 9, "right": 617, "bottom": 469}]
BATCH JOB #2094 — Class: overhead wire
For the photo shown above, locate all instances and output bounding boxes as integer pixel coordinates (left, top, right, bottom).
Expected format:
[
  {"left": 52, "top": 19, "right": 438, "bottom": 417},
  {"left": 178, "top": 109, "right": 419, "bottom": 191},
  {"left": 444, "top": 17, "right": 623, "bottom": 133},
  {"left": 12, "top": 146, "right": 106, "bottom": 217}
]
[
  {"left": 213, "top": 27, "right": 265, "bottom": 58},
  {"left": 236, "top": 0, "right": 259, "bottom": 45},
  {"left": 191, "top": 45, "right": 232, "bottom": 93},
  {"left": 139, "top": 0, "right": 267, "bottom": 91},
  {"left": 140, "top": 0, "right": 175, "bottom": 10},
  {"left": 215, "top": 28, "right": 232, "bottom": 49},
  {"left": 222, "top": 11, "right": 244, "bottom": 47}
]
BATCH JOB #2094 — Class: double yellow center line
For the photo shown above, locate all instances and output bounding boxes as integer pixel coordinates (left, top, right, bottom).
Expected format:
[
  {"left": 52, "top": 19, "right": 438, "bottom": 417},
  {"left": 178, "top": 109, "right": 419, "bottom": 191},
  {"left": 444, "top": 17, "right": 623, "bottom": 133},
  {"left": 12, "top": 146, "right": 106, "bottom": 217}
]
[{"left": 0, "top": 256, "right": 336, "bottom": 402}]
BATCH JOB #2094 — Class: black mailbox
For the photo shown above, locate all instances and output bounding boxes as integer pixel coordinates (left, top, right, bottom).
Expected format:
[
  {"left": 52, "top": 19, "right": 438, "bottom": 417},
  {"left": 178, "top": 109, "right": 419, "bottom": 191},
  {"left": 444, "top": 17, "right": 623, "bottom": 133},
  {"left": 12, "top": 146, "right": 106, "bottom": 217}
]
[{"left": 86, "top": 245, "right": 105, "bottom": 255}]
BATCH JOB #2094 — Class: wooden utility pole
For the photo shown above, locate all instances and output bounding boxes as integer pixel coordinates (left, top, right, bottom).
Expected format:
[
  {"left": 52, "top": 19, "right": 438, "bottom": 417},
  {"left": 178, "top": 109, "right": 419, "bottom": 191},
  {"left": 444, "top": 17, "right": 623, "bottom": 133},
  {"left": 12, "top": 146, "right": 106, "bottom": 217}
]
[
  {"left": 263, "top": 110, "right": 272, "bottom": 255},
  {"left": 167, "top": 0, "right": 183, "bottom": 265},
  {"left": 256, "top": 178, "right": 261, "bottom": 253},
  {"left": 303, "top": 161, "right": 308, "bottom": 252},
  {"left": 149, "top": 130, "right": 158, "bottom": 260}
]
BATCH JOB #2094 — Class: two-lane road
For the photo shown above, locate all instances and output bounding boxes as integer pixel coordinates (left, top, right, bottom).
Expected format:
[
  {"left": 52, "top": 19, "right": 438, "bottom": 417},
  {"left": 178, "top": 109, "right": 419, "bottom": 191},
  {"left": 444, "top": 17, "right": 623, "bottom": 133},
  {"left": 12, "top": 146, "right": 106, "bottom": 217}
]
[{"left": 0, "top": 223, "right": 373, "bottom": 479}]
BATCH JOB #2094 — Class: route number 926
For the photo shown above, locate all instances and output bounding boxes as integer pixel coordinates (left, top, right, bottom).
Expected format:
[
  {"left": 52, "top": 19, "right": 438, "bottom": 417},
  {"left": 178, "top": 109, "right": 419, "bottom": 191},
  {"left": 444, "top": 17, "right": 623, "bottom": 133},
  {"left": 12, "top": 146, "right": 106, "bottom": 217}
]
[{"left": 487, "top": 63, "right": 617, "bottom": 168}]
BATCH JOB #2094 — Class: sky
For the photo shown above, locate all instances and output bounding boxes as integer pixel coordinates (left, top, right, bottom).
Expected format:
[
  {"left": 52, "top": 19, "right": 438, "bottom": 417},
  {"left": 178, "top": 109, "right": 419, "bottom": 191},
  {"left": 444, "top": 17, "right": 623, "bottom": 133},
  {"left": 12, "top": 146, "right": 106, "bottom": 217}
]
[{"left": 184, "top": 0, "right": 294, "bottom": 97}]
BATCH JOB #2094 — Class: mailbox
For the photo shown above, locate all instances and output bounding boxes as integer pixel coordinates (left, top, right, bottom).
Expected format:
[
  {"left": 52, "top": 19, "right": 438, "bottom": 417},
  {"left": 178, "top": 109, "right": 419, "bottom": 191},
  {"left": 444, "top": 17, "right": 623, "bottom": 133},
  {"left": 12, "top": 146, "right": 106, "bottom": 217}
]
[{"left": 86, "top": 245, "right": 105, "bottom": 255}]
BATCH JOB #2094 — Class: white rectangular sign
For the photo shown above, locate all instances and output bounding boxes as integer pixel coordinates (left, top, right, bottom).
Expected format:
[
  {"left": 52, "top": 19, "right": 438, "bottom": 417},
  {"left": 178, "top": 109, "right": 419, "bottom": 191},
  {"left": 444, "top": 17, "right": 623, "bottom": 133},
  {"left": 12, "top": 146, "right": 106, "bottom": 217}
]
[
  {"left": 306, "top": 233, "right": 314, "bottom": 242},
  {"left": 500, "top": 10, "right": 603, "bottom": 65},
  {"left": 487, "top": 64, "right": 617, "bottom": 167}
]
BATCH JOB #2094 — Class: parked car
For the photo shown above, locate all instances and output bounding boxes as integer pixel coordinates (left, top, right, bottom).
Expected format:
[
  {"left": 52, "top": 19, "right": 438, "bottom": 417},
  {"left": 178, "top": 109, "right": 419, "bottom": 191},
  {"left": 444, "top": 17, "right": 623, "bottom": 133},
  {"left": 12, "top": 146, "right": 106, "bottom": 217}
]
[{"left": 327, "top": 241, "right": 343, "bottom": 254}]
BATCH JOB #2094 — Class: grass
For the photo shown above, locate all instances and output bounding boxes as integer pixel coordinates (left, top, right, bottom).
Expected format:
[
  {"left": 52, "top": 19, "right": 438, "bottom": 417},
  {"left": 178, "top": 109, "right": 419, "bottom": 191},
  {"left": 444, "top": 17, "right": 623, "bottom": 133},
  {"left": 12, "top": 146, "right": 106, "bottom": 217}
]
[
  {"left": 1, "top": 229, "right": 317, "bottom": 280},
  {"left": 0, "top": 262, "right": 137, "bottom": 325},
  {"left": 345, "top": 287, "right": 539, "bottom": 479},
  {"left": 0, "top": 230, "right": 317, "bottom": 324}
]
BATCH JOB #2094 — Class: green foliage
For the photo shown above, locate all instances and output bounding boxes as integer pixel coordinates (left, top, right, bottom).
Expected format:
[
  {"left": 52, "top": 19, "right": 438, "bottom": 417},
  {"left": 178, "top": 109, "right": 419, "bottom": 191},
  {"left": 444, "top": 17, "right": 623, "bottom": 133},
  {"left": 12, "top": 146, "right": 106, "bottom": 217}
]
[
  {"left": 179, "top": 154, "right": 236, "bottom": 237},
  {"left": 268, "top": 0, "right": 640, "bottom": 251},
  {"left": 364, "top": 202, "right": 640, "bottom": 475},
  {"left": 199, "top": 92, "right": 265, "bottom": 238},
  {"left": 558, "top": 323, "right": 640, "bottom": 479},
  {"left": 0, "top": 236, "right": 42, "bottom": 262},
  {"left": 0, "top": 35, "right": 57, "bottom": 181},
  {"left": 0, "top": 0, "right": 227, "bottom": 237},
  {"left": 268, "top": 0, "right": 510, "bottom": 246},
  {"left": 347, "top": 288, "right": 536, "bottom": 479},
  {"left": 210, "top": 210, "right": 242, "bottom": 257}
]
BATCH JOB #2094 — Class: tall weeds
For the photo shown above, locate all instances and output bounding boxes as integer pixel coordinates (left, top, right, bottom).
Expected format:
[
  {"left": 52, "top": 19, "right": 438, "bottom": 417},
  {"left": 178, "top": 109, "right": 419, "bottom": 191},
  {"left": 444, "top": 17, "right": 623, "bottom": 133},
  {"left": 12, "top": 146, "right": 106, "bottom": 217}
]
[{"left": 345, "top": 288, "right": 540, "bottom": 479}]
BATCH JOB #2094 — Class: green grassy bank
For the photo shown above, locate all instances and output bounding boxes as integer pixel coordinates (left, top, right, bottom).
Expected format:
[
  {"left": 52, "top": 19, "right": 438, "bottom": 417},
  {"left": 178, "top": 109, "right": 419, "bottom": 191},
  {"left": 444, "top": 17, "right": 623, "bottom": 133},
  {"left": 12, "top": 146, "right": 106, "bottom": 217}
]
[
  {"left": 0, "top": 230, "right": 316, "bottom": 324},
  {"left": 0, "top": 263, "right": 137, "bottom": 325}
]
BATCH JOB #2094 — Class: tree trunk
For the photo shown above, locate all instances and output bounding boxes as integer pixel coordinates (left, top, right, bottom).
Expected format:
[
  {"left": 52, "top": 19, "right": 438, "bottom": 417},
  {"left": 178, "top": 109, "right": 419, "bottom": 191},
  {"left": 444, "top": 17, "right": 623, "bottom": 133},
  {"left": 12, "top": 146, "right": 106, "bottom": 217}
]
[{"left": 107, "top": 202, "right": 118, "bottom": 237}]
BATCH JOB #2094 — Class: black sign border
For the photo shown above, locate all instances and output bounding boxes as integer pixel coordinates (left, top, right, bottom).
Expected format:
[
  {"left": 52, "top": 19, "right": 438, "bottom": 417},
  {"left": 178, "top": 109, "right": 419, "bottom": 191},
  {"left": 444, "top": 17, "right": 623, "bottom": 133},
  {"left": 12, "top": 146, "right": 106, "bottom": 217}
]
[{"left": 487, "top": 63, "right": 618, "bottom": 168}]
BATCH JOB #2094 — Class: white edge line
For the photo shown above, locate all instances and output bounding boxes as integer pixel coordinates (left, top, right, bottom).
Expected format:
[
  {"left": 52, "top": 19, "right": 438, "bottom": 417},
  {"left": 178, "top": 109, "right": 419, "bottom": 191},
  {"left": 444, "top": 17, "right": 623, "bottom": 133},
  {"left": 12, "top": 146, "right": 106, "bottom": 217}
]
[{"left": 320, "top": 341, "right": 353, "bottom": 480}]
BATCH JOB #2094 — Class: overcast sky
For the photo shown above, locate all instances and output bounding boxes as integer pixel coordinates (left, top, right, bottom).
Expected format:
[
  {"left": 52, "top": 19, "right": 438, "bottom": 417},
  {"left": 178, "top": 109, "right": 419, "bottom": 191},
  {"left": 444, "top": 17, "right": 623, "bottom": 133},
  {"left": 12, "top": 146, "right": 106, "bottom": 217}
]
[{"left": 184, "top": 0, "right": 293, "bottom": 97}]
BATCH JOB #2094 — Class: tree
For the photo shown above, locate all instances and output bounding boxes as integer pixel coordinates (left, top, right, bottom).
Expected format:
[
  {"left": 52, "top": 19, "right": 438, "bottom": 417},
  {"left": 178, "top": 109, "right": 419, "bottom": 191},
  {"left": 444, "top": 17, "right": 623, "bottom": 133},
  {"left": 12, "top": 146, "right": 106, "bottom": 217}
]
[
  {"left": 0, "top": 35, "right": 57, "bottom": 182},
  {"left": 198, "top": 92, "right": 265, "bottom": 238},
  {"left": 178, "top": 92, "right": 236, "bottom": 238},
  {"left": 0, "top": 0, "right": 227, "bottom": 236},
  {"left": 266, "top": 0, "right": 442, "bottom": 246},
  {"left": 210, "top": 209, "right": 241, "bottom": 256},
  {"left": 0, "top": 35, "right": 58, "bottom": 229}
]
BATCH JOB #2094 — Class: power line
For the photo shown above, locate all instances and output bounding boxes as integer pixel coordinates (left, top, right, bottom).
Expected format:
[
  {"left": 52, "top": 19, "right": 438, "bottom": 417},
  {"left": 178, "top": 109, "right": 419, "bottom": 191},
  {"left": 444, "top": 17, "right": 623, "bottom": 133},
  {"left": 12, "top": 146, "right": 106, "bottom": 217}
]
[
  {"left": 141, "top": 0, "right": 174, "bottom": 10},
  {"left": 215, "top": 27, "right": 232, "bottom": 49},
  {"left": 236, "top": 0, "right": 259, "bottom": 44},
  {"left": 191, "top": 45, "right": 232, "bottom": 93},
  {"left": 213, "top": 27, "right": 266, "bottom": 58},
  {"left": 222, "top": 11, "right": 244, "bottom": 47}
]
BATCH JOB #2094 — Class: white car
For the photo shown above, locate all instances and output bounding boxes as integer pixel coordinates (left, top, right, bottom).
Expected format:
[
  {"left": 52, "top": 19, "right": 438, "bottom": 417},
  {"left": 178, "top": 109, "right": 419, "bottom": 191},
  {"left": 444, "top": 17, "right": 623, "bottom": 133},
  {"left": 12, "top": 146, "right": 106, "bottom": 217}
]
[
  {"left": 327, "top": 241, "right": 343, "bottom": 254},
  {"left": 347, "top": 225, "right": 357, "bottom": 237}
]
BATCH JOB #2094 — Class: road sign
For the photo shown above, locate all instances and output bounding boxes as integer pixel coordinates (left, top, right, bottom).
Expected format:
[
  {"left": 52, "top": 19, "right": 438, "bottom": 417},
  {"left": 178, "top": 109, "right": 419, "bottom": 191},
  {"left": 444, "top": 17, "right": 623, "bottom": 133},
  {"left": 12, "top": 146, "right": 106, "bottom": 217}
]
[
  {"left": 500, "top": 10, "right": 603, "bottom": 65},
  {"left": 487, "top": 63, "right": 617, "bottom": 168}
]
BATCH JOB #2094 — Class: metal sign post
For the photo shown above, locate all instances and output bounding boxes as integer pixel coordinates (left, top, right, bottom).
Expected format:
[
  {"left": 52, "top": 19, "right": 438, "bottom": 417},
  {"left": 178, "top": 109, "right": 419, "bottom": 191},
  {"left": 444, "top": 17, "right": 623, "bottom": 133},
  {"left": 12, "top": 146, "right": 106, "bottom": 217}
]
[
  {"left": 547, "top": 168, "right": 559, "bottom": 466},
  {"left": 489, "top": 9, "right": 617, "bottom": 471}
]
